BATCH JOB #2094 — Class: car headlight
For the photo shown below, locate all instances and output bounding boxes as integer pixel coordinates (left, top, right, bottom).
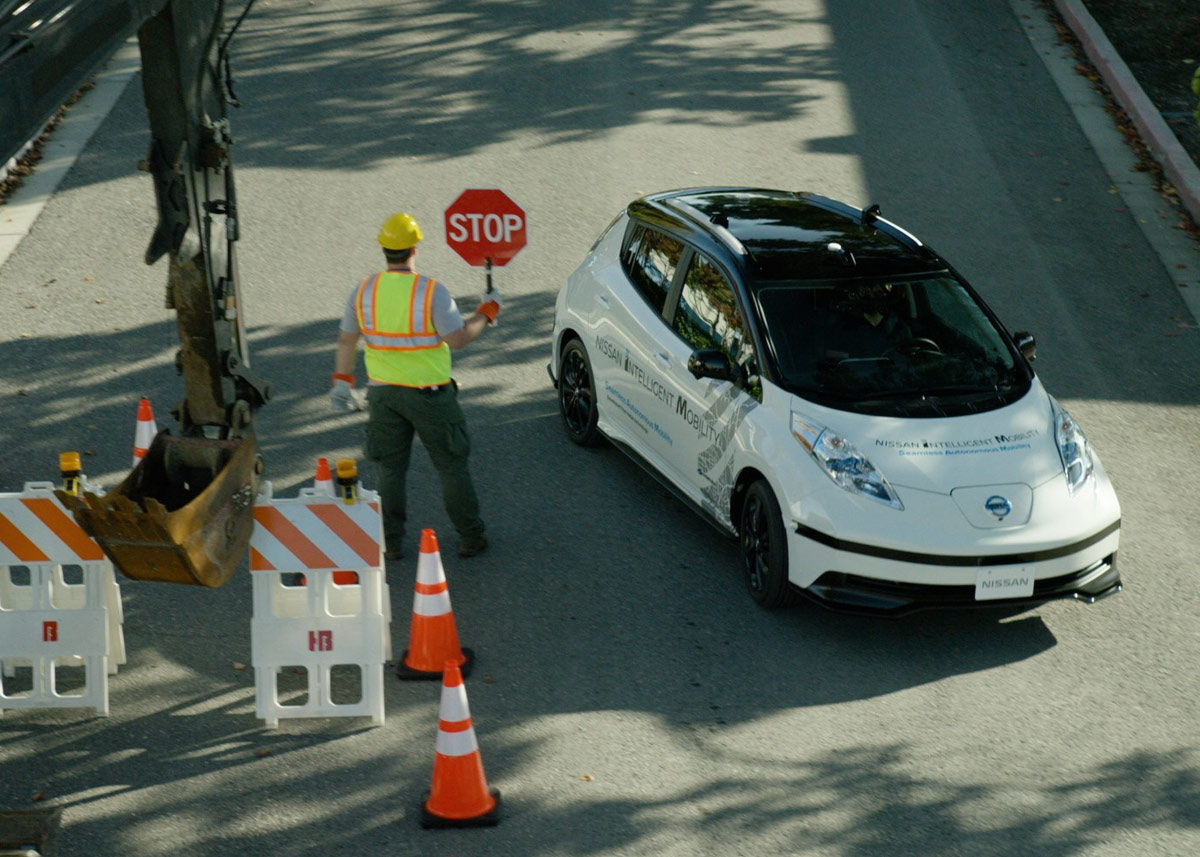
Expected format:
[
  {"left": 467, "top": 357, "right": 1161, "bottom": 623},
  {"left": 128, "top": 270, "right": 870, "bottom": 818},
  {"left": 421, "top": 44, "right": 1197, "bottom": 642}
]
[
  {"left": 1051, "top": 399, "right": 1095, "bottom": 494},
  {"left": 791, "top": 413, "right": 903, "bottom": 509}
]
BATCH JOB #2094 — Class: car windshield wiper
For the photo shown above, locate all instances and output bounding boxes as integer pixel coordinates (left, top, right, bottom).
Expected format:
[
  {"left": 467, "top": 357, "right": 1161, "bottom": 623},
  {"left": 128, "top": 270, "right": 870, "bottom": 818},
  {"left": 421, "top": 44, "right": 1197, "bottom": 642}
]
[{"left": 858, "top": 384, "right": 1008, "bottom": 400}]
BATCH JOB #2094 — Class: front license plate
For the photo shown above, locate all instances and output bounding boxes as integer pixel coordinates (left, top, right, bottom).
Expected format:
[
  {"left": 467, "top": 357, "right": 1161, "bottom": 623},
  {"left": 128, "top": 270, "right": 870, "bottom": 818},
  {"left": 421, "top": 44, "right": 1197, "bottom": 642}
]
[{"left": 974, "top": 566, "right": 1035, "bottom": 600}]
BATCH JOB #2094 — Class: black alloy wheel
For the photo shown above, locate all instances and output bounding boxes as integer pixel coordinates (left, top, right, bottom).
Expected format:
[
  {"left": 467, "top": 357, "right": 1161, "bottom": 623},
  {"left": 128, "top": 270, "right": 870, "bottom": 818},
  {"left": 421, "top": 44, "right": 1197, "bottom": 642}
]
[
  {"left": 740, "top": 480, "right": 796, "bottom": 608},
  {"left": 558, "top": 338, "right": 602, "bottom": 446}
]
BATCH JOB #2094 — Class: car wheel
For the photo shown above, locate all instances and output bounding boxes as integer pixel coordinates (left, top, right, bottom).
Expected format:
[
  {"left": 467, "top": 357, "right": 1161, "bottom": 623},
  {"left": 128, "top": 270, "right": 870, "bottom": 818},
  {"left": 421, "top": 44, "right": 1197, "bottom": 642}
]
[
  {"left": 558, "top": 338, "right": 603, "bottom": 447},
  {"left": 740, "top": 480, "right": 796, "bottom": 608}
]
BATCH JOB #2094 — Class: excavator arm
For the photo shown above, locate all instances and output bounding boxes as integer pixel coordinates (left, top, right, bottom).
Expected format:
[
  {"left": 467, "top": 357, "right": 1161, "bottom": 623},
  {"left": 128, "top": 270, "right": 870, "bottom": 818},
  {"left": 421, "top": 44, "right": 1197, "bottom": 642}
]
[{"left": 1, "top": 0, "right": 267, "bottom": 586}]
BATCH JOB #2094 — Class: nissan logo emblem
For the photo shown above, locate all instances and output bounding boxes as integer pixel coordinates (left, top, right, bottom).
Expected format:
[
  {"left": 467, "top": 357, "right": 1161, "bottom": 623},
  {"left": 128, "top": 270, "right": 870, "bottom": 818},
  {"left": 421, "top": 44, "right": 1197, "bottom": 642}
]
[{"left": 985, "top": 495, "right": 1013, "bottom": 519}]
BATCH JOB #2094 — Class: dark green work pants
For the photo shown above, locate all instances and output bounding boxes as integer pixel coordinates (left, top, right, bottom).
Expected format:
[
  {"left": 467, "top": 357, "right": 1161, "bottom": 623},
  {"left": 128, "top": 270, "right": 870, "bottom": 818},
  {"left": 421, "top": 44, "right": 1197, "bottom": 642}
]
[{"left": 364, "top": 382, "right": 485, "bottom": 553}]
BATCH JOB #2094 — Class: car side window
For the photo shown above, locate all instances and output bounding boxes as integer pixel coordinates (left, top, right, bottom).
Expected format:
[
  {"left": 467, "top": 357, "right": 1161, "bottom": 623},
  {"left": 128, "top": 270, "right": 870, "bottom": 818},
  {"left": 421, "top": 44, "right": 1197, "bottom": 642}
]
[
  {"left": 626, "top": 226, "right": 683, "bottom": 313},
  {"left": 672, "top": 254, "right": 761, "bottom": 399}
]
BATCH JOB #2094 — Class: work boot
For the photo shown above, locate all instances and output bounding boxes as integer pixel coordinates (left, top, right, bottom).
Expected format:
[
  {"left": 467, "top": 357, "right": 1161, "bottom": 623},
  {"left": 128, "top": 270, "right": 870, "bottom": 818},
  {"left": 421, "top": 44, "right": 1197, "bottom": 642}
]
[{"left": 457, "top": 536, "right": 488, "bottom": 558}]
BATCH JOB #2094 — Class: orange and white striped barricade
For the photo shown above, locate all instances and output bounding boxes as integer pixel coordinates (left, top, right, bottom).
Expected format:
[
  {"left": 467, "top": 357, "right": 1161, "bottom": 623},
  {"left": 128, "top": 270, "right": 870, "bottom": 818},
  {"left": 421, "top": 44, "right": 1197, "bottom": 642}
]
[
  {"left": 248, "top": 484, "right": 390, "bottom": 728},
  {"left": 0, "top": 482, "right": 125, "bottom": 717}
]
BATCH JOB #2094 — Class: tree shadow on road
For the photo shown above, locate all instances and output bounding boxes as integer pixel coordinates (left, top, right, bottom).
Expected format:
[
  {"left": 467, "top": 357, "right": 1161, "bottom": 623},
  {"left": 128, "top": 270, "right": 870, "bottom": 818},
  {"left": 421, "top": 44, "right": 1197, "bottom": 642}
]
[{"left": 229, "top": 0, "right": 833, "bottom": 167}]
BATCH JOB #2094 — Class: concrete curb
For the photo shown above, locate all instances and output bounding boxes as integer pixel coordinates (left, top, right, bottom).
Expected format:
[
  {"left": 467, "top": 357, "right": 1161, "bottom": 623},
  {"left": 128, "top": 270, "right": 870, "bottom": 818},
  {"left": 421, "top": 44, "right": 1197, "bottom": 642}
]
[
  {"left": 0, "top": 41, "right": 140, "bottom": 270},
  {"left": 1053, "top": 0, "right": 1200, "bottom": 224}
]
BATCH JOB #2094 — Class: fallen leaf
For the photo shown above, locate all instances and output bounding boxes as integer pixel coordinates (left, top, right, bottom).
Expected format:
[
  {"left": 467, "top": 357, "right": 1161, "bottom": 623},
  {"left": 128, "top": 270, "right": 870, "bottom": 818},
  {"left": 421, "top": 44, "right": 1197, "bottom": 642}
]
[
  {"left": 83, "top": 450, "right": 96, "bottom": 456},
  {"left": 82, "top": 276, "right": 93, "bottom": 282},
  {"left": 95, "top": 297, "right": 105, "bottom": 304},
  {"left": 255, "top": 749, "right": 271, "bottom": 758},
  {"left": 31, "top": 790, "right": 45, "bottom": 802},
  {"left": 232, "top": 662, "right": 246, "bottom": 671},
  {"left": 24, "top": 303, "right": 35, "bottom": 309},
  {"left": 482, "top": 674, "right": 494, "bottom": 683},
  {"left": 579, "top": 774, "right": 595, "bottom": 782}
]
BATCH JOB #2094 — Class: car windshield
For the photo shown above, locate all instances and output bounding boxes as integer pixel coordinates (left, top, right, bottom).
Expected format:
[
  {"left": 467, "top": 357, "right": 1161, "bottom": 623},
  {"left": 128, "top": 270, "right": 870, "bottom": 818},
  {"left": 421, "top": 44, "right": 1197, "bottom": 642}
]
[{"left": 755, "top": 275, "right": 1030, "bottom": 416}]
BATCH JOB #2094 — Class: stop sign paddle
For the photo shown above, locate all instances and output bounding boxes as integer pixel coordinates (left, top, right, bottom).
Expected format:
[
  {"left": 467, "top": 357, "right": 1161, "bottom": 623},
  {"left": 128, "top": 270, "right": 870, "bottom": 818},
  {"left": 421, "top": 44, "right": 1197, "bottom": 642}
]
[{"left": 444, "top": 189, "right": 527, "bottom": 269}]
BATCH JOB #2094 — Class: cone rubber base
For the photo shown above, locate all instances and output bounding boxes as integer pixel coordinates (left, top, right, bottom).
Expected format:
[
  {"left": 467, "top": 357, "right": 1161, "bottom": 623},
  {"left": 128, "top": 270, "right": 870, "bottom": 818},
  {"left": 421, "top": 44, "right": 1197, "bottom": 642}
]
[
  {"left": 397, "top": 647, "right": 474, "bottom": 681},
  {"left": 420, "top": 787, "right": 501, "bottom": 828}
]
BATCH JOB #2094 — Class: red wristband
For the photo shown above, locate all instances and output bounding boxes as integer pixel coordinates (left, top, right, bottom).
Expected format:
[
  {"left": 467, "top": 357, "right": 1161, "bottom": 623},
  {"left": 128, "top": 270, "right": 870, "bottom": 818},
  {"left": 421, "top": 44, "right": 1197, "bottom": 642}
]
[
  {"left": 476, "top": 301, "right": 500, "bottom": 323},
  {"left": 332, "top": 373, "right": 355, "bottom": 384}
]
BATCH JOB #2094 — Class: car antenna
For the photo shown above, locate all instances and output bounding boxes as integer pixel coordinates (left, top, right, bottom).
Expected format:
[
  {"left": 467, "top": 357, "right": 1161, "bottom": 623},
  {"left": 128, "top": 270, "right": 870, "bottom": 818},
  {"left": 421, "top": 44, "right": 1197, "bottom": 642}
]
[{"left": 861, "top": 203, "right": 881, "bottom": 227}]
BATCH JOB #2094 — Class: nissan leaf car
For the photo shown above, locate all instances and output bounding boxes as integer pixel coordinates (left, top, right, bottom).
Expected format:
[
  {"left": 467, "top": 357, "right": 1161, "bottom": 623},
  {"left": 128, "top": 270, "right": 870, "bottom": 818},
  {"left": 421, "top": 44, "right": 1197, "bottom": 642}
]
[{"left": 548, "top": 188, "right": 1121, "bottom": 615}]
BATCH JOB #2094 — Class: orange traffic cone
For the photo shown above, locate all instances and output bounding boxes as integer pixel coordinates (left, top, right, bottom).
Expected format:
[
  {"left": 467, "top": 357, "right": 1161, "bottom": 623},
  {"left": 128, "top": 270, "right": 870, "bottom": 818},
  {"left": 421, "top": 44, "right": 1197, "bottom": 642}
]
[
  {"left": 313, "top": 457, "right": 335, "bottom": 497},
  {"left": 132, "top": 398, "right": 157, "bottom": 468},
  {"left": 420, "top": 661, "right": 500, "bottom": 828},
  {"left": 397, "top": 529, "right": 473, "bottom": 680}
]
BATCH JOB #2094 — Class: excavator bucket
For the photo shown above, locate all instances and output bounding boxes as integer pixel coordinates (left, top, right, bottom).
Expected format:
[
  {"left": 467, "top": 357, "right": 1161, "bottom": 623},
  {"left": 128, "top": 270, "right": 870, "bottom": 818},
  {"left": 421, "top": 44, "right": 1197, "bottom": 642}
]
[{"left": 57, "top": 431, "right": 260, "bottom": 587}]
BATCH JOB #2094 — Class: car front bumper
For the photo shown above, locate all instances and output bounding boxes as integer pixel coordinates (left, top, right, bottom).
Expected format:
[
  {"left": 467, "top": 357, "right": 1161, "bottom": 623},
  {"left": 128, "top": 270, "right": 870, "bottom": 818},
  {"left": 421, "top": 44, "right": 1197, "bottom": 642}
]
[{"left": 789, "top": 520, "right": 1121, "bottom": 616}]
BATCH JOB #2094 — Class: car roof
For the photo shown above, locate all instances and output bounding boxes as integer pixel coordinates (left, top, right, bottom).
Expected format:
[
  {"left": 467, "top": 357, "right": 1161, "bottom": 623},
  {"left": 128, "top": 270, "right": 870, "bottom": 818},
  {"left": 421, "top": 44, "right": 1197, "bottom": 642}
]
[{"left": 631, "top": 187, "right": 946, "bottom": 283}]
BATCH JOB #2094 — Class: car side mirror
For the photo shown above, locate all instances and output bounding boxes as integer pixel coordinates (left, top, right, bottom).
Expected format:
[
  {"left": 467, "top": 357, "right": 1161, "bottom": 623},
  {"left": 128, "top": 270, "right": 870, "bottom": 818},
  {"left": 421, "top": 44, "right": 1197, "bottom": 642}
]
[
  {"left": 1013, "top": 331, "right": 1036, "bottom": 362},
  {"left": 688, "top": 348, "right": 736, "bottom": 381}
]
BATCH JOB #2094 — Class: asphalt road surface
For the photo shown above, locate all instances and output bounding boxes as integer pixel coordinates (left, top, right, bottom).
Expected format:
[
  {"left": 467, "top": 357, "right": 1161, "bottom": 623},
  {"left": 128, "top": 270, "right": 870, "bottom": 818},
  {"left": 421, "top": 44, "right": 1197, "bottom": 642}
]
[{"left": 1, "top": 1, "right": 1198, "bottom": 855}]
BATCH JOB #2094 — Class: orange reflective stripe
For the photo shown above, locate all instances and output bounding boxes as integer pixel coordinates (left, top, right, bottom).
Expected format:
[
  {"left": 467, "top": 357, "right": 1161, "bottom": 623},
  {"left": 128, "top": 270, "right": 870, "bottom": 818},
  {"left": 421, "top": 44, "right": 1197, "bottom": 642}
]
[
  {"left": 306, "top": 504, "right": 379, "bottom": 567},
  {"left": 422, "top": 278, "right": 436, "bottom": 335},
  {"left": 252, "top": 507, "right": 336, "bottom": 569},
  {"left": 0, "top": 513, "right": 49, "bottom": 562},
  {"left": 439, "top": 718, "right": 472, "bottom": 733},
  {"left": 21, "top": 498, "right": 104, "bottom": 561},
  {"left": 249, "top": 546, "right": 275, "bottom": 571},
  {"left": 408, "top": 274, "right": 420, "bottom": 333},
  {"left": 415, "top": 580, "right": 447, "bottom": 595}
]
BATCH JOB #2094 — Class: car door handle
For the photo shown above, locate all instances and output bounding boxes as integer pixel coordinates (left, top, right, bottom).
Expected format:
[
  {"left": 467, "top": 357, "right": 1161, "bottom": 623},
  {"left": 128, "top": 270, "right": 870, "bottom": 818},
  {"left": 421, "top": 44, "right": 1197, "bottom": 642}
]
[
  {"left": 595, "top": 294, "right": 610, "bottom": 309},
  {"left": 654, "top": 351, "right": 670, "bottom": 368}
]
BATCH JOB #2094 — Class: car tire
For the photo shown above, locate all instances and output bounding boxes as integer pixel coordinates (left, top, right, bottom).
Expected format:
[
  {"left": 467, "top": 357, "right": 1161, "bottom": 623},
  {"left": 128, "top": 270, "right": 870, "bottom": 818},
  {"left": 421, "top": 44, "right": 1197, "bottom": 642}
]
[
  {"left": 558, "top": 338, "right": 603, "bottom": 447},
  {"left": 740, "top": 480, "right": 797, "bottom": 608}
]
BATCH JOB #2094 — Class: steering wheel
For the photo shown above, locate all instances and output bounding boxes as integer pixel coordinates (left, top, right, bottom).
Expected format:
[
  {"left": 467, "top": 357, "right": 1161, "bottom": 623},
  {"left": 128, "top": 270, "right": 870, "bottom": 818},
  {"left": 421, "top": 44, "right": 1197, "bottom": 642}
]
[{"left": 888, "top": 337, "right": 943, "bottom": 357}]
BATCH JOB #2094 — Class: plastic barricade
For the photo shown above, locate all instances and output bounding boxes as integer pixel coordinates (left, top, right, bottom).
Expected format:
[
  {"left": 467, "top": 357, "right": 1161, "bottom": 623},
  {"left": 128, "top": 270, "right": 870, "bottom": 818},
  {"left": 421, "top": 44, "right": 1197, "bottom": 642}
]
[
  {"left": 0, "top": 482, "right": 125, "bottom": 717},
  {"left": 249, "top": 485, "right": 390, "bottom": 728}
]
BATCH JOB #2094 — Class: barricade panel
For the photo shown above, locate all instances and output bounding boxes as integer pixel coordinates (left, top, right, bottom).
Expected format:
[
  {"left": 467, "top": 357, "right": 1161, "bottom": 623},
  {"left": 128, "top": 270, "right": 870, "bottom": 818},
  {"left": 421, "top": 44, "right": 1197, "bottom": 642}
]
[
  {"left": 249, "top": 486, "right": 389, "bottom": 728},
  {"left": 0, "top": 484, "right": 125, "bottom": 717}
]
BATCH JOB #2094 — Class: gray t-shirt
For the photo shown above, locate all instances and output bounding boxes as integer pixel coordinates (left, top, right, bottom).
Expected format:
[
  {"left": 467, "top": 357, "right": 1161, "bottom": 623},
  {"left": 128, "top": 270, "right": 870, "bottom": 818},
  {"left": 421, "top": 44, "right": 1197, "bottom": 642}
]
[{"left": 341, "top": 273, "right": 465, "bottom": 336}]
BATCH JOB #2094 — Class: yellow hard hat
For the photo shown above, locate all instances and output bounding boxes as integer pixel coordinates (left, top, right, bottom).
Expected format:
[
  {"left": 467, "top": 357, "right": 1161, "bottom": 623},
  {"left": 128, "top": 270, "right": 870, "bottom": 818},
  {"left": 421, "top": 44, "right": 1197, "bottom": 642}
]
[{"left": 377, "top": 212, "right": 423, "bottom": 250}]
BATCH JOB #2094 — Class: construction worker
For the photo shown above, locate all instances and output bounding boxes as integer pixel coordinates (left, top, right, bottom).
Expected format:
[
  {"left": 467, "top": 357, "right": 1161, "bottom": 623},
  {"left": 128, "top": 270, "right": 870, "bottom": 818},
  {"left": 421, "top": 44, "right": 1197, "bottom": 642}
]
[{"left": 331, "top": 212, "right": 500, "bottom": 560}]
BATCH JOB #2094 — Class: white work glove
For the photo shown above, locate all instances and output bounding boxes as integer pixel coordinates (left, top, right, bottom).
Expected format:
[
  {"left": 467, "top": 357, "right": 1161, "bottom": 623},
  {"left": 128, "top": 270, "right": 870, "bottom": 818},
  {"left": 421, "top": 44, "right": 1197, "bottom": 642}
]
[
  {"left": 481, "top": 284, "right": 504, "bottom": 309},
  {"left": 329, "top": 378, "right": 365, "bottom": 412},
  {"left": 479, "top": 285, "right": 503, "bottom": 327}
]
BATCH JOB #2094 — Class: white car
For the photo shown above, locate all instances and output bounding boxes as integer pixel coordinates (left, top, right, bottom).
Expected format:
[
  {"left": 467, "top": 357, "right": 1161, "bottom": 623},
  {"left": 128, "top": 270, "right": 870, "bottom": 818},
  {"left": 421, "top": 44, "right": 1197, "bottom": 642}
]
[{"left": 549, "top": 188, "right": 1121, "bottom": 614}]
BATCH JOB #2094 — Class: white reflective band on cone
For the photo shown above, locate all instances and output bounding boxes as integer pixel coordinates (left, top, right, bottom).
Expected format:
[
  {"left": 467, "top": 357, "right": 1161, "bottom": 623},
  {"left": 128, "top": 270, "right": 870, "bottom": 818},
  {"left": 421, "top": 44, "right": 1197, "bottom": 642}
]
[
  {"left": 439, "top": 682, "right": 470, "bottom": 721},
  {"left": 416, "top": 554, "right": 446, "bottom": 585},
  {"left": 412, "top": 589, "right": 452, "bottom": 616},
  {"left": 436, "top": 727, "right": 479, "bottom": 757}
]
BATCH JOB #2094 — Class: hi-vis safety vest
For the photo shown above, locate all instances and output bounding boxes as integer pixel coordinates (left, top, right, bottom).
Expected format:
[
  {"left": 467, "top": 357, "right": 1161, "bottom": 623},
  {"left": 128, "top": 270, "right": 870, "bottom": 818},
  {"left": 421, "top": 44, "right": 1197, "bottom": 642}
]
[{"left": 355, "top": 272, "right": 452, "bottom": 387}]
